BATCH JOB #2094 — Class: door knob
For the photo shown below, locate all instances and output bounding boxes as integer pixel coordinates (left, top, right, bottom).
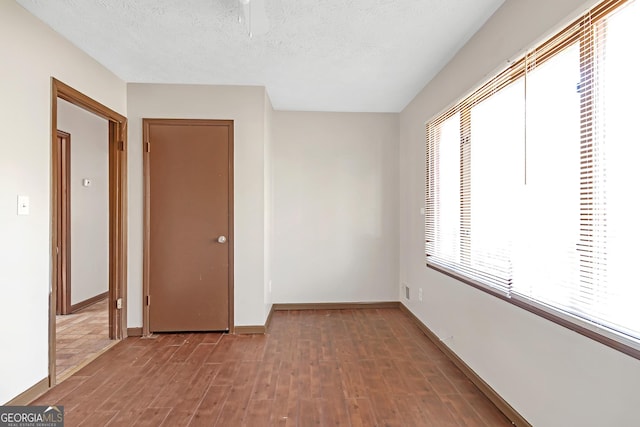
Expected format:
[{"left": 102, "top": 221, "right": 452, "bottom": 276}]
[{"left": 217, "top": 235, "right": 227, "bottom": 243}]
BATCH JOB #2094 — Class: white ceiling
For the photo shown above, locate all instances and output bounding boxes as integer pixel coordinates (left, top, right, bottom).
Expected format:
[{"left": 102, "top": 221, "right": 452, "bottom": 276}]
[{"left": 16, "top": 0, "right": 504, "bottom": 112}]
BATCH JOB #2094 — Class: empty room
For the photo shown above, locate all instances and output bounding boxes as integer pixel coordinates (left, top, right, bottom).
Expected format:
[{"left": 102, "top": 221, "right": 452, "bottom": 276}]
[{"left": 1, "top": 0, "right": 639, "bottom": 426}]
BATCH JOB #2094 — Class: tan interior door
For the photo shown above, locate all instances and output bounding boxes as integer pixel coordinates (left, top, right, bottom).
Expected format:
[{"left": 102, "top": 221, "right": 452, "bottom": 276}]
[{"left": 145, "top": 119, "right": 233, "bottom": 332}]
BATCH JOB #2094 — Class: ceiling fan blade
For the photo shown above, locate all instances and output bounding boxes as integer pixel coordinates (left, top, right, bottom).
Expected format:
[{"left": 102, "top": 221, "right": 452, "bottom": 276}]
[
  {"left": 249, "top": 0, "right": 269, "bottom": 36},
  {"left": 241, "top": 1, "right": 250, "bottom": 24}
]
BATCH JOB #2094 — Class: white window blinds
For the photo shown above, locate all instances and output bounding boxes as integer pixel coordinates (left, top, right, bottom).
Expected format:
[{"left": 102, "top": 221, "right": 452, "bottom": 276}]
[{"left": 425, "top": 0, "right": 640, "bottom": 356}]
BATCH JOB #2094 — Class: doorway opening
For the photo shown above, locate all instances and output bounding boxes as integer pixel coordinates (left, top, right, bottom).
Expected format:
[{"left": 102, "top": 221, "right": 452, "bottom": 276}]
[
  {"left": 50, "top": 79, "right": 127, "bottom": 387},
  {"left": 54, "top": 102, "right": 112, "bottom": 381}
]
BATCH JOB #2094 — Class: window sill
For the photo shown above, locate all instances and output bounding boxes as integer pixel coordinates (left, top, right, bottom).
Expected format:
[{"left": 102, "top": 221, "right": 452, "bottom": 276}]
[{"left": 426, "top": 262, "right": 640, "bottom": 361}]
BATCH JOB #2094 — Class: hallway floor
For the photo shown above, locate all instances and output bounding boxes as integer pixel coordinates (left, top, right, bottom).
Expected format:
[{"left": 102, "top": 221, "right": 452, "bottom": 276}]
[{"left": 56, "top": 298, "right": 116, "bottom": 382}]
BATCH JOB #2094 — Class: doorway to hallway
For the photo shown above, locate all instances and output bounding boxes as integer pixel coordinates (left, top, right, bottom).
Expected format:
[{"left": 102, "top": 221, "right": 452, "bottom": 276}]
[{"left": 49, "top": 79, "right": 128, "bottom": 387}]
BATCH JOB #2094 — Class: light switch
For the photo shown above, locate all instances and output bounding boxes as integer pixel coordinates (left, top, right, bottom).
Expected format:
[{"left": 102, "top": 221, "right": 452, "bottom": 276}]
[
  {"left": 17, "top": 195, "right": 29, "bottom": 215},
  {"left": 420, "top": 207, "right": 425, "bottom": 215}
]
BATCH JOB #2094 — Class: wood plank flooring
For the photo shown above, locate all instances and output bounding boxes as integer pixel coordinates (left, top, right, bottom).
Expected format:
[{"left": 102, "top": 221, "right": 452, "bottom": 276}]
[
  {"left": 34, "top": 308, "right": 513, "bottom": 426},
  {"left": 56, "top": 298, "right": 115, "bottom": 382}
]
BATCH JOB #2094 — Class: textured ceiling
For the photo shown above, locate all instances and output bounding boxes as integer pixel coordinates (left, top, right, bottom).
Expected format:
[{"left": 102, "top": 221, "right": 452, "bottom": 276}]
[{"left": 16, "top": 0, "right": 504, "bottom": 112}]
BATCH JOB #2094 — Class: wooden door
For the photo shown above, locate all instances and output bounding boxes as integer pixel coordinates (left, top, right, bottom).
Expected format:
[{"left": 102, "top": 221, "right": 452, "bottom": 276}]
[{"left": 144, "top": 119, "right": 233, "bottom": 332}]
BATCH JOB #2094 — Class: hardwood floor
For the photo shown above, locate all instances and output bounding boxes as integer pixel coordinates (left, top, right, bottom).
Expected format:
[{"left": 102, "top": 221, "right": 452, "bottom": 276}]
[
  {"left": 35, "top": 308, "right": 513, "bottom": 426},
  {"left": 56, "top": 298, "right": 115, "bottom": 382}
]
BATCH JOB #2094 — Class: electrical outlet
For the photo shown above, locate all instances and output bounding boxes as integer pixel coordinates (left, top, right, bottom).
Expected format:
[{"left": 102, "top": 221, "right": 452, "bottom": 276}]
[
  {"left": 17, "top": 195, "right": 29, "bottom": 215},
  {"left": 405, "top": 285, "right": 410, "bottom": 300},
  {"left": 440, "top": 335, "right": 454, "bottom": 344},
  {"left": 418, "top": 288, "right": 423, "bottom": 302}
]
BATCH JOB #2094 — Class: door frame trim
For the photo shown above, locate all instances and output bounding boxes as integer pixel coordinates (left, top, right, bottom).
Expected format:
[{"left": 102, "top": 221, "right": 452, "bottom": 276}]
[
  {"left": 55, "top": 130, "right": 71, "bottom": 315},
  {"left": 142, "top": 118, "right": 234, "bottom": 336},
  {"left": 50, "top": 78, "right": 128, "bottom": 386}
]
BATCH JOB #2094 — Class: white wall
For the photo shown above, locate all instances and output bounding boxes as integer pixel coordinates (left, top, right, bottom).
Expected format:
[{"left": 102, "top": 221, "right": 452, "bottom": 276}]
[
  {"left": 57, "top": 99, "right": 109, "bottom": 306},
  {"left": 0, "top": 0, "right": 126, "bottom": 404},
  {"left": 126, "top": 83, "right": 269, "bottom": 328},
  {"left": 398, "top": 0, "right": 640, "bottom": 425},
  {"left": 264, "top": 92, "right": 274, "bottom": 313},
  {"left": 272, "top": 111, "right": 398, "bottom": 303}
]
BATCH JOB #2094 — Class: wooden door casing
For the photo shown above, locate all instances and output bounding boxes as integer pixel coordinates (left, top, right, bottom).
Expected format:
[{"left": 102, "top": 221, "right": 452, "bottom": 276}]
[{"left": 55, "top": 130, "right": 71, "bottom": 315}]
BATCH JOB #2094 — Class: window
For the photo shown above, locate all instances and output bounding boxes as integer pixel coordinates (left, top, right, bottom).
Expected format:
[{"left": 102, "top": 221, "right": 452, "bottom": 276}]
[{"left": 425, "top": 0, "right": 640, "bottom": 358}]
